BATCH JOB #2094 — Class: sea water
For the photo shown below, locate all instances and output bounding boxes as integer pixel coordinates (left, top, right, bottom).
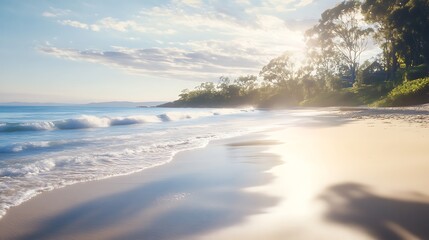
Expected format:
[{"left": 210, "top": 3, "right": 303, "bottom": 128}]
[{"left": 0, "top": 106, "right": 322, "bottom": 219}]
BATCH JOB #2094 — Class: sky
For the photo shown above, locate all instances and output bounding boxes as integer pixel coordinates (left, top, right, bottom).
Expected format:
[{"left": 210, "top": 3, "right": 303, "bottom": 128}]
[{"left": 0, "top": 0, "right": 345, "bottom": 103}]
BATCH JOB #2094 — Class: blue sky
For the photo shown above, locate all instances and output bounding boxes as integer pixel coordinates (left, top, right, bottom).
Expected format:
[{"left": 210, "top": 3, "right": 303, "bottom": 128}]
[{"left": 1, "top": 0, "right": 344, "bottom": 103}]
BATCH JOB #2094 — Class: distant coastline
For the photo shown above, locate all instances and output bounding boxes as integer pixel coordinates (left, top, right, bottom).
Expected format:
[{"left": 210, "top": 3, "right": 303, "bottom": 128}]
[{"left": 0, "top": 101, "right": 167, "bottom": 108}]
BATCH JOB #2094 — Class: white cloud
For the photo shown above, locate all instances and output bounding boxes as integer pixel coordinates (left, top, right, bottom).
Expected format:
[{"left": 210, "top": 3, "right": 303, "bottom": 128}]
[
  {"left": 57, "top": 17, "right": 176, "bottom": 34},
  {"left": 138, "top": 7, "right": 244, "bottom": 32},
  {"left": 172, "top": 0, "right": 203, "bottom": 8},
  {"left": 58, "top": 20, "right": 90, "bottom": 30},
  {"left": 245, "top": 0, "right": 296, "bottom": 13},
  {"left": 90, "top": 24, "right": 101, "bottom": 32},
  {"left": 42, "top": 12, "right": 58, "bottom": 17},
  {"left": 235, "top": 0, "right": 251, "bottom": 5},
  {"left": 263, "top": 0, "right": 296, "bottom": 9},
  {"left": 45, "top": 0, "right": 312, "bottom": 81},
  {"left": 38, "top": 45, "right": 265, "bottom": 81},
  {"left": 97, "top": 17, "right": 137, "bottom": 32},
  {"left": 137, "top": 5, "right": 305, "bottom": 48},
  {"left": 42, "top": 7, "right": 71, "bottom": 18},
  {"left": 295, "top": 0, "right": 314, "bottom": 7},
  {"left": 244, "top": 0, "right": 315, "bottom": 14}
]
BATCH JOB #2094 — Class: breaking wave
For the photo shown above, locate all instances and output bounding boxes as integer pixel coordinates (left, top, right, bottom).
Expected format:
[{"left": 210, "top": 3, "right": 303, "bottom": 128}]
[
  {"left": 0, "top": 106, "right": 262, "bottom": 220},
  {"left": 0, "top": 109, "right": 253, "bottom": 133}
]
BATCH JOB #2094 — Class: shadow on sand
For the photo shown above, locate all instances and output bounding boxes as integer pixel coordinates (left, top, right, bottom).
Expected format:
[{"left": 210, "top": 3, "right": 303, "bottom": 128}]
[
  {"left": 18, "top": 141, "right": 281, "bottom": 240},
  {"left": 298, "top": 114, "right": 353, "bottom": 128},
  {"left": 320, "top": 183, "right": 429, "bottom": 240}
]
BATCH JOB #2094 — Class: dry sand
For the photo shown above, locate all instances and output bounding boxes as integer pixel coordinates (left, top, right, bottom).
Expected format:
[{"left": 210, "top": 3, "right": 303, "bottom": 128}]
[
  {"left": 0, "top": 108, "right": 428, "bottom": 240},
  {"left": 201, "top": 117, "right": 429, "bottom": 240}
]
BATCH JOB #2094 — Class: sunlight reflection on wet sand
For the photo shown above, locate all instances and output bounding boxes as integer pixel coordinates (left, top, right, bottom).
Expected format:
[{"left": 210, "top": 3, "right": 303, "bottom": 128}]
[{"left": 201, "top": 118, "right": 429, "bottom": 240}]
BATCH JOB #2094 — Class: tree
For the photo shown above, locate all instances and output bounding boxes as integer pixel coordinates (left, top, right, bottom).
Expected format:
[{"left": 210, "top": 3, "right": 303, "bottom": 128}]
[
  {"left": 178, "top": 89, "right": 190, "bottom": 101},
  {"left": 196, "top": 82, "right": 216, "bottom": 92},
  {"left": 305, "top": 30, "right": 342, "bottom": 90},
  {"left": 362, "top": 0, "right": 402, "bottom": 77},
  {"left": 362, "top": 0, "right": 429, "bottom": 77},
  {"left": 259, "top": 53, "right": 296, "bottom": 87},
  {"left": 234, "top": 75, "right": 258, "bottom": 96},
  {"left": 217, "top": 76, "right": 231, "bottom": 93},
  {"left": 307, "top": 0, "right": 372, "bottom": 84},
  {"left": 217, "top": 76, "right": 240, "bottom": 99}
]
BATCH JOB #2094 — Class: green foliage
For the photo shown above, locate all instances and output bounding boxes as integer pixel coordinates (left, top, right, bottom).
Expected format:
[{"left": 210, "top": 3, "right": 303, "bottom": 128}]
[
  {"left": 166, "top": 75, "right": 261, "bottom": 108},
  {"left": 357, "top": 58, "right": 387, "bottom": 85},
  {"left": 373, "top": 77, "right": 429, "bottom": 106},
  {"left": 300, "top": 83, "right": 393, "bottom": 107},
  {"left": 349, "top": 84, "right": 392, "bottom": 104},
  {"left": 305, "top": 0, "right": 372, "bottom": 85},
  {"left": 362, "top": 0, "right": 429, "bottom": 74},
  {"left": 163, "top": 1, "right": 429, "bottom": 109},
  {"left": 234, "top": 75, "right": 258, "bottom": 96},
  {"left": 300, "top": 90, "right": 360, "bottom": 107},
  {"left": 259, "top": 53, "right": 296, "bottom": 86},
  {"left": 405, "top": 64, "right": 429, "bottom": 81}
]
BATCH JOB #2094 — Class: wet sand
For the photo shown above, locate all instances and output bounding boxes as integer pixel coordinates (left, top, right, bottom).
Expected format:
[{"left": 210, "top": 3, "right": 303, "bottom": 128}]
[
  {"left": 0, "top": 134, "right": 282, "bottom": 240},
  {"left": 201, "top": 117, "right": 429, "bottom": 240},
  {"left": 0, "top": 109, "right": 428, "bottom": 240}
]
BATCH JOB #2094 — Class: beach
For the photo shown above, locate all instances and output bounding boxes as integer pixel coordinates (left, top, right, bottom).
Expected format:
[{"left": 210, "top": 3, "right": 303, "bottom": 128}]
[{"left": 0, "top": 107, "right": 428, "bottom": 240}]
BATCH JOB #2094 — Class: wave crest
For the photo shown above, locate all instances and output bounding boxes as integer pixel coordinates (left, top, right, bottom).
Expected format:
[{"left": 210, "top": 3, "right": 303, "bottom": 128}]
[{"left": 0, "top": 109, "right": 252, "bottom": 133}]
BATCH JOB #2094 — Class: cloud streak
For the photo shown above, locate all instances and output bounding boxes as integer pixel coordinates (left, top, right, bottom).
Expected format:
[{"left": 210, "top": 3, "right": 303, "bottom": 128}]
[
  {"left": 58, "top": 20, "right": 99, "bottom": 31},
  {"left": 295, "top": 0, "right": 314, "bottom": 7},
  {"left": 39, "top": 44, "right": 266, "bottom": 81},
  {"left": 42, "top": 7, "right": 71, "bottom": 18},
  {"left": 58, "top": 17, "right": 176, "bottom": 34},
  {"left": 41, "top": 0, "right": 314, "bottom": 81}
]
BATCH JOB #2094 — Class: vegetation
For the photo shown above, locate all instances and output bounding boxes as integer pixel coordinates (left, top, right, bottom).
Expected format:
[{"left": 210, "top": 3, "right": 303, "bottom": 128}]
[
  {"left": 305, "top": 0, "right": 373, "bottom": 85},
  {"left": 161, "top": 0, "right": 429, "bottom": 108},
  {"left": 373, "top": 77, "right": 429, "bottom": 107}
]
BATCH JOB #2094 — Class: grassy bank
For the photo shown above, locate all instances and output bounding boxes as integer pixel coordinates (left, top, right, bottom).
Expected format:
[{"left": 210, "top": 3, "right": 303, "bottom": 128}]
[
  {"left": 160, "top": 76, "right": 429, "bottom": 109},
  {"left": 300, "top": 83, "right": 392, "bottom": 107},
  {"left": 372, "top": 77, "right": 429, "bottom": 107},
  {"left": 300, "top": 77, "right": 429, "bottom": 107}
]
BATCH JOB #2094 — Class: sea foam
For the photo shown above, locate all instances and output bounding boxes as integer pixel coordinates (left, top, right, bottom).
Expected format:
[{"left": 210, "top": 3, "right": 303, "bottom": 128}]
[
  {"left": 0, "top": 109, "right": 251, "bottom": 132},
  {"left": 0, "top": 106, "right": 259, "bottom": 220}
]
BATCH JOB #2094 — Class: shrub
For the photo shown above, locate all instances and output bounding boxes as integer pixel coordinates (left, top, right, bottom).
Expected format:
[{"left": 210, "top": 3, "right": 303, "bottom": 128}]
[
  {"left": 373, "top": 77, "right": 429, "bottom": 107},
  {"left": 406, "top": 64, "right": 429, "bottom": 81},
  {"left": 300, "top": 90, "right": 361, "bottom": 107}
]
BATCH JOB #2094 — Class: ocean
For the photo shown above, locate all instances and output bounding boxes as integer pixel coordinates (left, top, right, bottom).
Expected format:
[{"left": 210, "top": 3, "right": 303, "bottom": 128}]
[{"left": 0, "top": 106, "right": 323, "bottom": 219}]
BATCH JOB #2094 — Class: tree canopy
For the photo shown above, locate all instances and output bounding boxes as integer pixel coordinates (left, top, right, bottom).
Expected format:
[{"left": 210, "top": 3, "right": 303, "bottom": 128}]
[
  {"left": 162, "top": 0, "right": 429, "bottom": 108},
  {"left": 362, "top": 0, "right": 429, "bottom": 74},
  {"left": 306, "top": 0, "right": 373, "bottom": 85}
]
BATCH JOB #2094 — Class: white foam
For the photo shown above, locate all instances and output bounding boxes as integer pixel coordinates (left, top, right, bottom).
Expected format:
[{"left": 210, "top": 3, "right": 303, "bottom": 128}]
[
  {"left": 0, "top": 109, "right": 251, "bottom": 132},
  {"left": 0, "top": 159, "right": 57, "bottom": 177},
  {"left": 0, "top": 107, "right": 268, "bottom": 220},
  {"left": 0, "top": 141, "right": 50, "bottom": 153}
]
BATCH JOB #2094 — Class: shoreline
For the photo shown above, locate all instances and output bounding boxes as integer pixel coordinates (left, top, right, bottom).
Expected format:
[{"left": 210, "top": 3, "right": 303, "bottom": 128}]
[
  {"left": 0, "top": 134, "right": 216, "bottom": 221},
  {"left": 0, "top": 108, "right": 428, "bottom": 239},
  {"left": 0, "top": 133, "right": 283, "bottom": 240}
]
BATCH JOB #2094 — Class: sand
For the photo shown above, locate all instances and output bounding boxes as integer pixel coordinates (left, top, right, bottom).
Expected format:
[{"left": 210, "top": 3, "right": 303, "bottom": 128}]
[
  {"left": 201, "top": 117, "right": 429, "bottom": 240},
  {"left": 0, "top": 108, "right": 428, "bottom": 240},
  {"left": 0, "top": 134, "right": 282, "bottom": 240}
]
